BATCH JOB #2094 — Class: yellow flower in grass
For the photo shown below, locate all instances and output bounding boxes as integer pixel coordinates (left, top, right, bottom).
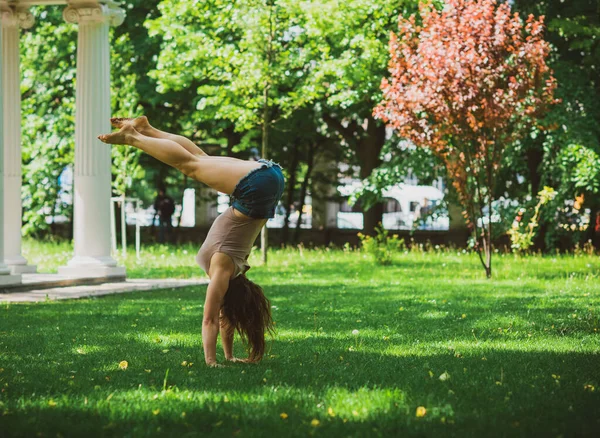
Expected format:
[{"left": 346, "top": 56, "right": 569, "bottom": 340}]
[
  {"left": 416, "top": 406, "right": 427, "bottom": 417},
  {"left": 119, "top": 361, "right": 128, "bottom": 370},
  {"left": 311, "top": 419, "right": 320, "bottom": 427},
  {"left": 280, "top": 412, "right": 288, "bottom": 420}
]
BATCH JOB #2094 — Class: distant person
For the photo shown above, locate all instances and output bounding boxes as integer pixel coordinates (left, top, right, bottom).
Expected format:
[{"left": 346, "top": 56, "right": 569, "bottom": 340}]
[
  {"left": 99, "top": 116, "right": 285, "bottom": 367},
  {"left": 421, "top": 198, "right": 430, "bottom": 217},
  {"left": 153, "top": 188, "right": 175, "bottom": 243},
  {"left": 412, "top": 201, "right": 422, "bottom": 228}
]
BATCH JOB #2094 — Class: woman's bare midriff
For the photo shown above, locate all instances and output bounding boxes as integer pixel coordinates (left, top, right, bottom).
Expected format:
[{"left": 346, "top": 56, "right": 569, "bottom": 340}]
[
  {"left": 232, "top": 207, "right": 252, "bottom": 219},
  {"left": 232, "top": 208, "right": 268, "bottom": 226}
]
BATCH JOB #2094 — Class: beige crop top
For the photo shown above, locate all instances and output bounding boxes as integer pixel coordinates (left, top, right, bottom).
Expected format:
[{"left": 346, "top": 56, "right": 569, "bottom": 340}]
[{"left": 196, "top": 207, "right": 267, "bottom": 278}]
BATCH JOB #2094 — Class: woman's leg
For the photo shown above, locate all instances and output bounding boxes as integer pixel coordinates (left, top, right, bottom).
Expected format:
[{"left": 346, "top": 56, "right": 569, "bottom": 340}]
[
  {"left": 98, "top": 125, "right": 260, "bottom": 195},
  {"left": 111, "top": 116, "right": 208, "bottom": 157}
]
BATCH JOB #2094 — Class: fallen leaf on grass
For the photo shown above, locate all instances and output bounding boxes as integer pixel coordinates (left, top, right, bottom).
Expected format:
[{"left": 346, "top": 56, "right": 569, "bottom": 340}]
[{"left": 119, "top": 361, "right": 128, "bottom": 370}]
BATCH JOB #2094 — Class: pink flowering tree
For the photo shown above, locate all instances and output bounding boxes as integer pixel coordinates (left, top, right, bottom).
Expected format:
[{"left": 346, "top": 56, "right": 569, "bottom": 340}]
[{"left": 374, "top": 0, "right": 557, "bottom": 277}]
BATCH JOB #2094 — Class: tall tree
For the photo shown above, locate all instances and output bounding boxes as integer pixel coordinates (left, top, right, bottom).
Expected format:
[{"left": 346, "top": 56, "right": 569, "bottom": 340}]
[
  {"left": 375, "top": 0, "right": 557, "bottom": 277},
  {"left": 300, "top": 0, "right": 415, "bottom": 234},
  {"left": 147, "top": 0, "right": 323, "bottom": 257}
]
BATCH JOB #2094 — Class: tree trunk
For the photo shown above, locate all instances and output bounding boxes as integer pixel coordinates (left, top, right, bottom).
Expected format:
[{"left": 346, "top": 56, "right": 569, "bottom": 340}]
[
  {"left": 176, "top": 174, "right": 188, "bottom": 230},
  {"left": 282, "top": 142, "right": 300, "bottom": 244},
  {"left": 260, "top": 82, "right": 271, "bottom": 264},
  {"left": 526, "top": 139, "right": 544, "bottom": 196},
  {"left": 527, "top": 138, "right": 547, "bottom": 251},
  {"left": 294, "top": 143, "right": 315, "bottom": 244},
  {"left": 357, "top": 117, "right": 386, "bottom": 235},
  {"left": 583, "top": 200, "right": 599, "bottom": 250},
  {"left": 225, "top": 127, "right": 242, "bottom": 157},
  {"left": 261, "top": 3, "right": 275, "bottom": 265}
]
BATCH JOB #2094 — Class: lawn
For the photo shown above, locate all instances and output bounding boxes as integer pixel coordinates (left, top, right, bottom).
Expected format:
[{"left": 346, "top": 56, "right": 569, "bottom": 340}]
[{"left": 1, "top": 241, "right": 599, "bottom": 437}]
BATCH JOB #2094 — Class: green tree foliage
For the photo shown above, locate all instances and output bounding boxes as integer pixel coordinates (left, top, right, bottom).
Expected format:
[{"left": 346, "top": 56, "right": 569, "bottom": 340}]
[
  {"left": 301, "top": 0, "right": 416, "bottom": 234},
  {"left": 110, "top": 32, "right": 145, "bottom": 198},
  {"left": 146, "top": 0, "right": 312, "bottom": 134},
  {"left": 21, "top": 7, "right": 76, "bottom": 236},
  {"left": 509, "top": 0, "right": 600, "bottom": 249},
  {"left": 147, "top": 0, "right": 417, "bottom": 234}
]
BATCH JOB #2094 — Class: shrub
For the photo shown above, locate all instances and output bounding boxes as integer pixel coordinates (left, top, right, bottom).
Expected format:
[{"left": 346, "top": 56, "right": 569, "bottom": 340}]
[
  {"left": 358, "top": 225, "right": 405, "bottom": 265},
  {"left": 507, "top": 187, "right": 556, "bottom": 253}
]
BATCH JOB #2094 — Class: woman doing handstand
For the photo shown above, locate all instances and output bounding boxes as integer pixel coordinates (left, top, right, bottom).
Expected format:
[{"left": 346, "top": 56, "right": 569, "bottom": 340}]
[{"left": 98, "top": 117, "right": 285, "bottom": 367}]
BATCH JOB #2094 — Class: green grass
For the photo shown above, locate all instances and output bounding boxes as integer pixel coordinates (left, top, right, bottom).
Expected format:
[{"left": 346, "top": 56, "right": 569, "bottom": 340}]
[{"left": 2, "top": 241, "right": 600, "bottom": 437}]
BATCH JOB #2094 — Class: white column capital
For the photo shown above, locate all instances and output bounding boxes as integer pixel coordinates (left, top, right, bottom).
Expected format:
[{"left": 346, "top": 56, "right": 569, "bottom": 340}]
[
  {"left": 63, "top": 1, "right": 125, "bottom": 27},
  {"left": 1, "top": 6, "right": 35, "bottom": 29}
]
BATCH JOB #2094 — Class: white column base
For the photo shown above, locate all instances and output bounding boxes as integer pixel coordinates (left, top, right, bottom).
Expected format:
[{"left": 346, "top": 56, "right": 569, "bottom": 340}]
[
  {"left": 0, "top": 272, "right": 21, "bottom": 286},
  {"left": 6, "top": 255, "right": 36, "bottom": 273},
  {"left": 58, "top": 256, "right": 126, "bottom": 278},
  {"left": 8, "top": 263, "right": 37, "bottom": 274}
]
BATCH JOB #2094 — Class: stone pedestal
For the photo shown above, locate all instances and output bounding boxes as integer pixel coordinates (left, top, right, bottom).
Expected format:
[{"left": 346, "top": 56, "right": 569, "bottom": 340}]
[
  {"left": 0, "top": 3, "right": 22, "bottom": 286},
  {"left": 58, "top": 3, "right": 126, "bottom": 278},
  {"left": 2, "top": 7, "right": 36, "bottom": 274},
  {"left": 195, "top": 187, "right": 219, "bottom": 227},
  {"left": 448, "top": 201, "right": 468, "bottom": 231}
]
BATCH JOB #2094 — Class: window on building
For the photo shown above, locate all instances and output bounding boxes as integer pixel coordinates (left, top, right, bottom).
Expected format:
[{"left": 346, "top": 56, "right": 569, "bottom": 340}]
[
  {"left": 383, "top": 197, "right": 402, "bottom": 213},
  {"left": 339, "top": 198, "right": 362, "bottom": 213}
]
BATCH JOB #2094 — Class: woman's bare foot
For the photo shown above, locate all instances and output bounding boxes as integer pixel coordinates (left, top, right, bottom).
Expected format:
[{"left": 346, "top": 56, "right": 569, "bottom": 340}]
[
  {"left": 226, "top": 357, "right": 255, "bottom": 363},
  {"left": 97, "top": 124, "right": 138, "bottom": 145},
  {"left": 110, "top": 116, "right": 153, "bottom": 136}
]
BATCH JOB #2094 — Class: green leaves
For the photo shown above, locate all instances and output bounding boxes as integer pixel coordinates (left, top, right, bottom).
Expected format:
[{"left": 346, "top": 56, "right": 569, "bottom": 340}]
[
  {"left": 20, "top": 7, "right": 77, "bottom": 236},
  {"left": 558, "top": 144, "right": 600, "bottom": 194}
]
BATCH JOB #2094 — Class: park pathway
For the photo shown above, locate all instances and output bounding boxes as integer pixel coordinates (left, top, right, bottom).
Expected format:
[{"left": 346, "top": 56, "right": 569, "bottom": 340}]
[{"left": 0, "top": 278, "right": 209, "bottom": 303}]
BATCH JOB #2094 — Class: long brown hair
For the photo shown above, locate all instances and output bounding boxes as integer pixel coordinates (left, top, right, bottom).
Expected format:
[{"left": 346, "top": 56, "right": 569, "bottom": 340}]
[{"left": 220, "top": 274, "right": 275, "bottom": 362}]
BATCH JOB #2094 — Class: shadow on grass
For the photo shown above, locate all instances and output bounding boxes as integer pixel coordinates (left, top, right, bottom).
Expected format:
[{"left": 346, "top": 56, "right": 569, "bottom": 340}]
[
  {"left": 1, "top": 342, "right": 599, "bottom": 437},
  {"left": 1, "top": 278, "right": 599, "bottom": 437}
]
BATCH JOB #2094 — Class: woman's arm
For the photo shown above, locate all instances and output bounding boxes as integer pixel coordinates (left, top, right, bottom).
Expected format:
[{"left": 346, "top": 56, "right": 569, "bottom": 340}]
[
  {"left": 220, "top": 311, "right": 234, "bottom": 360},
  {"left": 202, "top": 254, "right": 234, "bottom": 367}
]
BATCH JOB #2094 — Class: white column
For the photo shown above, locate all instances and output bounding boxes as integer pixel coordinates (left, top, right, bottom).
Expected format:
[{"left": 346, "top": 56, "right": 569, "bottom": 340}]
[
  {"left": 58, "top": 1, "right": 126, "bottom": 278},
  {"left": 2, "top": 7, "right": 36, "bottom": 274},
  {"left": 0, "top": 2, "right": 21, "bottom": 286}
]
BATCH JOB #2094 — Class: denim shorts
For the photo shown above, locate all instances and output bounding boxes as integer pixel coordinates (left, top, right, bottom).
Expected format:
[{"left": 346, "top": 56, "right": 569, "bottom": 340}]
[{"left": 230, "top": 159, "right": 285, "bottom": 219}]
